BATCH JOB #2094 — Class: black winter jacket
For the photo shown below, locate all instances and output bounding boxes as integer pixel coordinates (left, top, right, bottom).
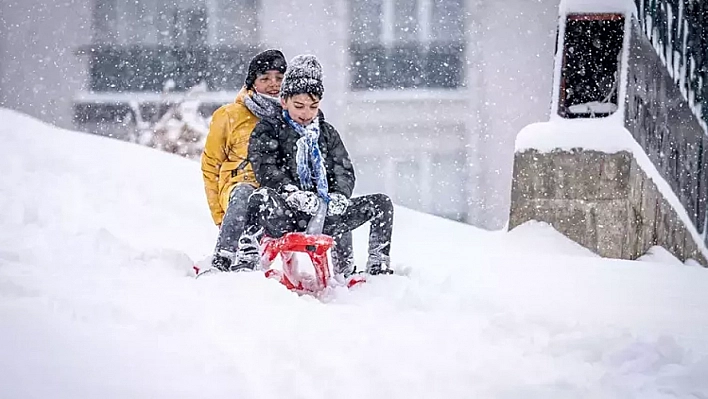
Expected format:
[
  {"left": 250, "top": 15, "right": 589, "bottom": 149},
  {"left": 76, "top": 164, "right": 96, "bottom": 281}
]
[{"left": 248, "top": 112, "right": 356, "bottom": 198}]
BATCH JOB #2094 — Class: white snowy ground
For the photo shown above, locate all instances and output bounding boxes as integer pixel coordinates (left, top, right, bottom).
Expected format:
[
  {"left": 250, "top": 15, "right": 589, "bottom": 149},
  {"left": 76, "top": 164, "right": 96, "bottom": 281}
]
[{"left": 1, "top": 108, "right": 707, "bottom": 399}]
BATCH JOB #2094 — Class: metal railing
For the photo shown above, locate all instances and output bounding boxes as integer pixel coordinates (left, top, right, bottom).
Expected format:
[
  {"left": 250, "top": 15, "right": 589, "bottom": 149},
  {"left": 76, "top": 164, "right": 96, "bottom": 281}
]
[
  {"left": 627, "top": 0, "right": 708, "bottom": 237},
  {"left": 634, "top": 0, "right": 708, "bottom": 131}
]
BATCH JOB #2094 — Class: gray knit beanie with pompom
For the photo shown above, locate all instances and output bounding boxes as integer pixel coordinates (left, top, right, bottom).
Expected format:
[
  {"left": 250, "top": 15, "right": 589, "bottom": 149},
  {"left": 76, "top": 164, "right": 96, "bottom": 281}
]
[{"left": 280, "top": 54, "right": 324, "bottom": 99}]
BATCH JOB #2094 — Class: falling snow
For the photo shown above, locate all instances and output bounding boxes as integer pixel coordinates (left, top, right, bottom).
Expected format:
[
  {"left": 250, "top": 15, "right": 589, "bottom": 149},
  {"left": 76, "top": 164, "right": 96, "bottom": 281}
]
[{"left": 1, "top": 1, "right": 708, "bottom": 396}]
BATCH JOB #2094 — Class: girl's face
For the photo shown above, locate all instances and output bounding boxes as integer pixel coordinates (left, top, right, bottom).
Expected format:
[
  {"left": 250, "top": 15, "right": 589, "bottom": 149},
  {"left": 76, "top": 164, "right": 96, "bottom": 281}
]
[
  {"left": 253, "top": 70, "right": 284, "bottom": 97},
  {"left": 281, "top": 94, "right": 320, "bottom": 126}
]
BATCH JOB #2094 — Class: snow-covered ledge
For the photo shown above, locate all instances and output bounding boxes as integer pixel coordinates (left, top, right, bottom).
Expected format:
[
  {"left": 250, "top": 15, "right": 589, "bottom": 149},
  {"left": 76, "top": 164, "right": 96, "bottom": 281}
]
[
  {"left": 512, "top": 120, "right": 708, "bottom": 265},
  {"left": 508, "top": 0, "right": 708, "bottom": 265}
]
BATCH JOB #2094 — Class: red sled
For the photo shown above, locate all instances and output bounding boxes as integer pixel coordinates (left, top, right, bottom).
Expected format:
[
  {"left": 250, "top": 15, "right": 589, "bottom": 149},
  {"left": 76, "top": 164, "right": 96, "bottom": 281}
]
[
  {"left": 260, "top": 232, "right": 365, "bottom": 294},
  {"left": 194, "top": 199, "right": 364, "bottom": 294},
  {"left": 192, "top": 232, "right": 365, "bottom": 294}
]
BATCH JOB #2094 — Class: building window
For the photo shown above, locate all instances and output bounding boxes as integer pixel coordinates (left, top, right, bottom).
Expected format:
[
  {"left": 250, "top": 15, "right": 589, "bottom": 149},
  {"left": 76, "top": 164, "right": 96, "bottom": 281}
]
[
  {"left": 86, "top": 0, "right": 259, "bottom": 92},
  {"left": 558, "top": 14, "right": 625, "bottom": 118},
  {"left": 349, "top": 0, "right": 466, "bottom": 91}
]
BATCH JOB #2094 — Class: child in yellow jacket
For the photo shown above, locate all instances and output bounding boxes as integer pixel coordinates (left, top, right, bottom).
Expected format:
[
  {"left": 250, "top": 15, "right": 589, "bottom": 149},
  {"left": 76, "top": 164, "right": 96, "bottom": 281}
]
[{"left": 201, "top": 49, "right": 286, "bottom": 271}]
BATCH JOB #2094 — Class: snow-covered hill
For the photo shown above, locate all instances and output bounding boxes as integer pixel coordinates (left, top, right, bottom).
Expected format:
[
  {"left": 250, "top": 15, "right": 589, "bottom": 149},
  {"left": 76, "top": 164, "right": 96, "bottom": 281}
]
[{"left": 1, "top": 108, "right": 707, "bottom": 398}]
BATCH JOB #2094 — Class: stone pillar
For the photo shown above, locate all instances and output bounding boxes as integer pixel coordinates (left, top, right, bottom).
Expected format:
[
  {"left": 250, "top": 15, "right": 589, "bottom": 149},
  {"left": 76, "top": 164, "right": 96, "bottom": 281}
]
[{"left": 509, "top": 148, "right": 707, "bottom": 265}]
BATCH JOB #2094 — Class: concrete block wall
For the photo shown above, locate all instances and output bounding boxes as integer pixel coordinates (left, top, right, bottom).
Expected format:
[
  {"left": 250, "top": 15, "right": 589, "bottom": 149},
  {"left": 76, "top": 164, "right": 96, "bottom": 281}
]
[{"left": 509, "top": 149, "right": 707, "bottom": 265}]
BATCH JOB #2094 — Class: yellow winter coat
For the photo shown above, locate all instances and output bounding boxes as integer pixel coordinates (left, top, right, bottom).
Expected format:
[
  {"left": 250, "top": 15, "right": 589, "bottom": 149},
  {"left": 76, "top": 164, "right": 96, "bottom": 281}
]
[{"left": 201, "top": 88, "right": 259, "bottom": 225}]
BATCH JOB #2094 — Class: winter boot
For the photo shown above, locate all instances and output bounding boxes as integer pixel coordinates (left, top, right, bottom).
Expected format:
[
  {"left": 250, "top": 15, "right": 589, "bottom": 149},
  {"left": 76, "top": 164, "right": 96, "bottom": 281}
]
[
  {"left": 231, "top": 228, "right": 262, "bottom": 271},
  {"left": 212, "top": 251, "right": 234, "bottom": 272},
  {"left": 332, "top": 252, "right": 356, "bottom": 278},
  {"left": 365, "top": 254, "right": 394, "bottom": 275},
  {"left": 331, "top": 232, "right": 356, "bottom": 278}
]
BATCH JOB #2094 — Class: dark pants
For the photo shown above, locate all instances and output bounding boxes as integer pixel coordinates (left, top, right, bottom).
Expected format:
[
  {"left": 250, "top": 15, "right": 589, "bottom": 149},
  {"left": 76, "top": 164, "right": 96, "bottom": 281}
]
[
  {"left": 247, "top": 188, "right": 393, "bottom": 270},
  {"left": 331, "top": 230, "right": 354, "bottom": 274},
  {"left": 214, "top": 183, "right": 256, "bottom": 255},
  {"left": 216, "top": 184, "right": 355, "bottom": 273}
]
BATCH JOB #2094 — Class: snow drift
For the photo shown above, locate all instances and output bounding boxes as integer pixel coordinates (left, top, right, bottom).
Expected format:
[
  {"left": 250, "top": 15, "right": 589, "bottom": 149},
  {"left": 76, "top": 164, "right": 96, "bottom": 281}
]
[{"left": 0, "top": 108, "right": 707, "bottom": 398}]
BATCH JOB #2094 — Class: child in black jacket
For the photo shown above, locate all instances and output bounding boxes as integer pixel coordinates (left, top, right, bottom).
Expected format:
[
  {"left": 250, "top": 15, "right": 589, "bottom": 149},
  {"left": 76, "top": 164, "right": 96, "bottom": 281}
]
[{"left": 247, "top": 55, "right": 394, "bottom": 276}]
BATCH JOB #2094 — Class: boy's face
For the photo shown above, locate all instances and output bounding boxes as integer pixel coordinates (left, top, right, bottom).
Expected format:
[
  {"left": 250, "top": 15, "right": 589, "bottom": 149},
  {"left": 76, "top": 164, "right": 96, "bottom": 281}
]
[
  {"left": 281, "top": 94, "right": 320, "bottom": 126},
  {"left": 253, "top": 70, "right": 284, "bottom": 97}
]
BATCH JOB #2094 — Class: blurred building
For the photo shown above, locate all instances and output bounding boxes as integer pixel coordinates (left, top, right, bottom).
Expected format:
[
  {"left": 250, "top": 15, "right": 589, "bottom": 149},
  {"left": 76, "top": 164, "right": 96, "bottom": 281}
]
[{"left": 0, "top": 0, "right": 559, "bottom": 228}]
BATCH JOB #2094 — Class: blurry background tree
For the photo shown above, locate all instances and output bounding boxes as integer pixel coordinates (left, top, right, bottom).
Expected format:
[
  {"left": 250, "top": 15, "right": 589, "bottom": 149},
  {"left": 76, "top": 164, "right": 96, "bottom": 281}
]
[{"left": 128, "top": 80, "right": 210, "bottom": 159}]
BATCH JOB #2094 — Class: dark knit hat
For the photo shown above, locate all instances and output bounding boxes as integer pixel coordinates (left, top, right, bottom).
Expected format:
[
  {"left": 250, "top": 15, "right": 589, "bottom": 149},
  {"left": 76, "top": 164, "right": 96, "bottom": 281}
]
[
  {"left": 280, "top": 55, "right": 324, "bottom": 99},
  {"left": 244, "top": 49, "right": 287, "bottom": 90}
]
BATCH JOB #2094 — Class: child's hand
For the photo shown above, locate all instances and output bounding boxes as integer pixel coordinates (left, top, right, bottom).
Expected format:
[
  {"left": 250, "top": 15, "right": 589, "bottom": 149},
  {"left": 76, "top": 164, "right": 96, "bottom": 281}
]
[
  {"left": 328, "top": 193, "right": 349, "bottom": 216},
  {"left": 281, "top": 184, "right": 299, "bottom": 194},
  {"left": 285, "top": 190, "right": 319, "bottom": 215}
]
